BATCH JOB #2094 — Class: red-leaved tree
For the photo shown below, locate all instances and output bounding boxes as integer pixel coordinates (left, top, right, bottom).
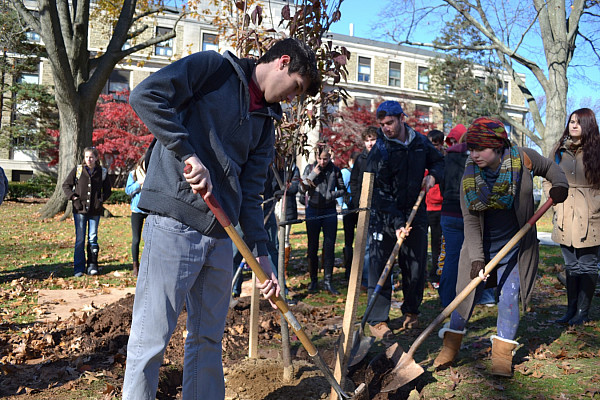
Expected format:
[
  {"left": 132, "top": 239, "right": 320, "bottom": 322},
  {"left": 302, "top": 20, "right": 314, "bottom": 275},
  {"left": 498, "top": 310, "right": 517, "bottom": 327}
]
[{"left": 45, "top": 91, "right": 153, "bottom": 186}]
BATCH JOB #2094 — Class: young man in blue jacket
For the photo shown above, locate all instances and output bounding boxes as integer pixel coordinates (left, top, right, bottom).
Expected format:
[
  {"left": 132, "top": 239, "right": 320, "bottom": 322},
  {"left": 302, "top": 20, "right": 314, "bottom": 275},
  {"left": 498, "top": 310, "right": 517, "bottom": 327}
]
[
  {"left": 366, "top": 101, "right": 444, "bottom": 340},
  {"left": 122, "top": 38, "right": 320, "bottom": 400}
]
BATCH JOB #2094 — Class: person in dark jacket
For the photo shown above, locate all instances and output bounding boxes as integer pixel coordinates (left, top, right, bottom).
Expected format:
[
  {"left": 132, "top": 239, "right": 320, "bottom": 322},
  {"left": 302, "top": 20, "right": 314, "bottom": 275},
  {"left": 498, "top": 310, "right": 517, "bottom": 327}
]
[
  {"left": 437, "top": 124, "right": 468, "bottom": 306},
  {"left": 365, "top": 101, "right": 444, "bottom": 339},
  {"left": 349, "top": 126, "right": 378, "bottom": 287},
  {"left": 0, "top": 166, "right": 7, "bottom": 206},
  {"left": 426, "top": 129, "right": 445, "bottom": 284},
  {"left": 62, "top": 147, "right": 112, "bottom": 277},
  {"left": 122, "top": 38, "right": 320, "bottom": 400},
  {"left": 300, "top": 144, "right": 347, "bottom": 295}
]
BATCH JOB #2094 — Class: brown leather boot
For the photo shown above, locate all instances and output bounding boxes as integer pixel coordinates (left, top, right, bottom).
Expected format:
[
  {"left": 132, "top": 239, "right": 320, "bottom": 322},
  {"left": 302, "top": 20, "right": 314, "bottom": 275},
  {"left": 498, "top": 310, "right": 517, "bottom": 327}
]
[
  {"left": 491, "top": 335, "right": 518, "bottom": 377},
  {"left": 132, "top": 261, "right": 139, "bottom": 277},
  {"left": 433, "top": 326, "right": 465, "bottom": 369}
]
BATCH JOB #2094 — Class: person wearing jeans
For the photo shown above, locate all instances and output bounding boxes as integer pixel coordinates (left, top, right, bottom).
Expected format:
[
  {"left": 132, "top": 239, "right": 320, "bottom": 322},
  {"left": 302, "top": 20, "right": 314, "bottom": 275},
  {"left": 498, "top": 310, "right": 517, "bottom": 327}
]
[
  {"left": 300, "top": 145, "right": 347, "bottom": 295},
  {"left": 122, "top": 39, "right": 320, "bottom": 400},
  {"left": 433, "top": 117, "right": 568, "bottom": 378},
  {"left": 62, "top": 147, "right": 111, "bottom": 277}
]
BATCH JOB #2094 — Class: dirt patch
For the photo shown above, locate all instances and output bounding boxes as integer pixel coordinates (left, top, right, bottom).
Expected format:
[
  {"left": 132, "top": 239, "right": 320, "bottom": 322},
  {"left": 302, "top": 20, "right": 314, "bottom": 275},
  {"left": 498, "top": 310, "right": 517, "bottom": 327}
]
[
  {"left": 0, "top": 289, "right": 418, "bottom": 399},
  {"left": 37, "top": 287, "right": 136, "bottom": 322}
]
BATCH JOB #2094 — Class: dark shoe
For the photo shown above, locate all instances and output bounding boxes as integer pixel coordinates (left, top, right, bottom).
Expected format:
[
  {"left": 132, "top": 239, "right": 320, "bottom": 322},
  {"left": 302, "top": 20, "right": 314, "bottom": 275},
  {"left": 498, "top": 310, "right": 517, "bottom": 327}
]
[
  {"left": 132, "top": 261, "right": 139, "bottom": 277},
  {"left": 554, "top": 271, "right": 579, "bottom": 324},
  {"left": 568, "top": 272, "right": 597, "bottom": 325},
  {"left": 323, "top": 263, "right": 339, "bottom": 295},
  {"left": 308, "top": 280, "right": 318, "bottom": 292},
  {"left": 557, "top": 270, "right": 567, "bottom": 287},
  {"left": 87, "top": 244, "right": 100, "bottom": 275},
  {"left": 323, "top": 280, "right": 340, "bottom": 295}
]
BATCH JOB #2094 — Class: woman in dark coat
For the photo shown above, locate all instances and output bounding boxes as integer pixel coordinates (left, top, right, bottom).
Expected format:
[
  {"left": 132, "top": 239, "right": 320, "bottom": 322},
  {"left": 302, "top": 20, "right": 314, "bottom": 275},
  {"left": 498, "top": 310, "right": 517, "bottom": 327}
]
[{"left": 62, "top": 147, "right": 112, "bottom": 277}]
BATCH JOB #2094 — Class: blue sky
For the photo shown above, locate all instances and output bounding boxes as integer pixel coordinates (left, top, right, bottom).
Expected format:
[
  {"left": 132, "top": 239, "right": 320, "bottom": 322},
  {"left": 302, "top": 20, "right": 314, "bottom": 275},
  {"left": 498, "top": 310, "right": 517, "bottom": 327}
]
[{"left": 328, "top": 0, "right": 600, "bottom": 115}]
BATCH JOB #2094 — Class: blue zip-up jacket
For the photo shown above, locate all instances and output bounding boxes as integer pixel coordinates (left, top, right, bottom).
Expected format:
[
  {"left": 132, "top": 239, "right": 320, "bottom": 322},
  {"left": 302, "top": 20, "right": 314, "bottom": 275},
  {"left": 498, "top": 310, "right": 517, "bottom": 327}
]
[
  {"left": 129, "top": 50, "right": 282, "bottom": 256},
  {"left": 366, "top": 124, "right": 444, "bottom": 230},
  {"left": 125, "top": 171, "right": 146, "bottom": 214}
]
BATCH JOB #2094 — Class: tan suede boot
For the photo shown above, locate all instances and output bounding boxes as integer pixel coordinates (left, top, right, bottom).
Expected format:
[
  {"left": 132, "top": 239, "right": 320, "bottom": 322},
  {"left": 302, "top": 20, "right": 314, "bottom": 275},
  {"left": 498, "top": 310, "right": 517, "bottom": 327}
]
[
  {"left": 490, "top": 335, "right": 518, "bottom": 377},
  {"left": 433, "top": 326, "right": 466, "bottom": 370}
]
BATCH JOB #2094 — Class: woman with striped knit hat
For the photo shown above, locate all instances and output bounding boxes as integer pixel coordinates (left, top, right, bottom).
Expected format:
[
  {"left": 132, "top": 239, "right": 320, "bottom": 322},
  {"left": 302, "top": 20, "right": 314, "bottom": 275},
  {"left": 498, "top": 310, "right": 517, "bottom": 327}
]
[{"left": 432, "top": 117, "right": 569, "bottom": 377}]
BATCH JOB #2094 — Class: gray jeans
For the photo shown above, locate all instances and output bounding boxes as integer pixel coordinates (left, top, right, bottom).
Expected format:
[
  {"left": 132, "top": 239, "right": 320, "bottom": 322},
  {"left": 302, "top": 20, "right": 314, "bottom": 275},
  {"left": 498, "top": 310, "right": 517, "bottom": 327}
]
[{"left": 123, "top": 214, "right": 233, "bottom": 400}]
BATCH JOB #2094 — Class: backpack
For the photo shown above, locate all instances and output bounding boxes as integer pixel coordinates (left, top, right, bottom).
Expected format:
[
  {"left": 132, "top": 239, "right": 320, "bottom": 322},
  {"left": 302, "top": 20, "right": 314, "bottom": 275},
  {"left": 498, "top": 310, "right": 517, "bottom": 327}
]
[{"left": 144, "top": 57, "right": 234, "bottom": 168}]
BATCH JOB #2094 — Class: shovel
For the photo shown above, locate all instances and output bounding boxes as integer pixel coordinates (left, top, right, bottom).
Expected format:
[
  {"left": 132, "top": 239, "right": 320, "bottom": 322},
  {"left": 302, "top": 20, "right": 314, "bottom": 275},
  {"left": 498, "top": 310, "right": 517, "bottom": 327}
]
[
  {"left": 348, "top": 189, "right": 426, "bottom": 367},
  {"left": 380, "top": 198, "right": 554, "bottom": 393},
  {"left": 185, "top": 167, "right": 364, "bottom": 399}
]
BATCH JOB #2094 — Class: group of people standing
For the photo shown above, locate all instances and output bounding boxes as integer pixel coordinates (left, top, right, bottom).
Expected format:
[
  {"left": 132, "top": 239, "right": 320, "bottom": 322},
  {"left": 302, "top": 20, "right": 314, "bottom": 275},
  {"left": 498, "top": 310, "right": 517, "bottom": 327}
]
[{"left": 56, "top": 33, "right": 598, "bottom": 397}]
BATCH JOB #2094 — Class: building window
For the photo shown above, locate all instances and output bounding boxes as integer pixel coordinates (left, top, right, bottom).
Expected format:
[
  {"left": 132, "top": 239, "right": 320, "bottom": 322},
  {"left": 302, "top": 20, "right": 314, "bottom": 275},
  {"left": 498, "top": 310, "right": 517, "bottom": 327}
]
[
  {"left": 415, "top": 104, "right": 430, "bottom": 123},
  {"left": 103, "top": 70, "right": 131, "bottom": 100},
  {"left": 18, "top": 73, "right": 39, "bottom": 84},
  {"left": 388, "top": 62, "right": 401, "bottom": 87},
  {"left": 358, "top": 56, "right": 371, "bottom": 82},
  {"left": 202, "top": 33, "right": 219, "bottom": 51},
  {"left": 155, "top": 27, "right": 173, "bottom": 57},
  {"left": 354, "top": 97, "right": 371, "bottom": 111},
  {"left": 498, "top": 81, "right": 509, "bottom": 102},
  {"left": 26, "top": 31, "right": 41, "bottom": 43},
  {"left": 418, "top": 67, "right": 429, "bottom": 91}
]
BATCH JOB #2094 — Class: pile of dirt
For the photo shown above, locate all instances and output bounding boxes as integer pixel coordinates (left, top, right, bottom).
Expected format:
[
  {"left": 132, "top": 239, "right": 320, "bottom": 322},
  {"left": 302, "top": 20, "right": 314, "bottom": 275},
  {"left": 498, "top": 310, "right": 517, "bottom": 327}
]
[{"left": 0, "top": 294, "right": 416, "bottom": 399}]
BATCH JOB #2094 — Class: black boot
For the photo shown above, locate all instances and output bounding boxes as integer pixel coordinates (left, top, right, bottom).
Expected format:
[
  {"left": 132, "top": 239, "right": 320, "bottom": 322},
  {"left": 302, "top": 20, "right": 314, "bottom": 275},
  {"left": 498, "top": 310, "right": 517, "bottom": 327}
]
[
  {"left": 554, "top": 271, "right": 579, "bottom": 325},
  {"left": 87, "top": 244, "right": 99, "bottom": 275},
  {"left": 343, "top": 247, "right": 353, "bottom": 280},
  {"left": 569, "top": 272, "right": 598, "bottom": 325},
  {"left": 308, "top": 259, "right": 318, "bottom": 292},
  {"left": 323, "top": 264, "right": 340, "bottom": 295}
]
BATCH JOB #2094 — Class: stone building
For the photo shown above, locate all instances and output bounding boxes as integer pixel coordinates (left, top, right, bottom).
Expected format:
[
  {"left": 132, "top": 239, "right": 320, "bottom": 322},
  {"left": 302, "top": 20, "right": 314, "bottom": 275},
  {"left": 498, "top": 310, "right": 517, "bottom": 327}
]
[{"left": 0, "top": 1, "right": 527, "bottom": 181}]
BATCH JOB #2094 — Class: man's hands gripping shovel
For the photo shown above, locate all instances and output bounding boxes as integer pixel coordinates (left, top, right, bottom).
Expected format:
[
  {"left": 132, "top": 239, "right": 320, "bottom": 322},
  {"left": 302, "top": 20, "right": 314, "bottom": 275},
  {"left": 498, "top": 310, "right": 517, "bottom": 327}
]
[
  {"left": 183, "top": 164, "right": 364, "bottom": 399},
  {"left": 346, "top": 186, "right": 427, "bottom": 368}
]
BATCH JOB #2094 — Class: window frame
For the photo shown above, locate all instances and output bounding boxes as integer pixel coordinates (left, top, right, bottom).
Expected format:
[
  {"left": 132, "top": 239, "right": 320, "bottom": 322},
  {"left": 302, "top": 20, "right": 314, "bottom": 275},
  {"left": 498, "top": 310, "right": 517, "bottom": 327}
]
[
  {"left": 154, "top": 26, "right": 174, "bottom": 57},
  {"left": 358, "top": 56, "right": 371, "bottom": 83}
]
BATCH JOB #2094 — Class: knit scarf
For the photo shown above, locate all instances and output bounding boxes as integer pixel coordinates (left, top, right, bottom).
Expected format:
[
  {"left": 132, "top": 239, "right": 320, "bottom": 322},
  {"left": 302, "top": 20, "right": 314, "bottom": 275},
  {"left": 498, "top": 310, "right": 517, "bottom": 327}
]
[{"left": 463, "top": 146, "right": 522, "bottom": 211}]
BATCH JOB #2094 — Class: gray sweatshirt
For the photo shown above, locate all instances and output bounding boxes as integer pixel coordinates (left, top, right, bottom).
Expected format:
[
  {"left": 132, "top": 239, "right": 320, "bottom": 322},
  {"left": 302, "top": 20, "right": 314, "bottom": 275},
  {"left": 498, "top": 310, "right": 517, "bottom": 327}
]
[{"left": 130, "top": 50, "right": 282, "bottom": 256}]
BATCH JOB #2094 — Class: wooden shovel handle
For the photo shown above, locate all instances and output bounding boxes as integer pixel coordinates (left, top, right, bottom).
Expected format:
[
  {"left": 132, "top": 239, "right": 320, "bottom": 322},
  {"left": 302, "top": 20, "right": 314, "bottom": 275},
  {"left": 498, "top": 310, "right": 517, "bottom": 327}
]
[
  {"left": 406, "top": 198, "right": 554, "bottom": 358},
  {"left": 183, "top": 165, "right": 319, "bottom": 356}
]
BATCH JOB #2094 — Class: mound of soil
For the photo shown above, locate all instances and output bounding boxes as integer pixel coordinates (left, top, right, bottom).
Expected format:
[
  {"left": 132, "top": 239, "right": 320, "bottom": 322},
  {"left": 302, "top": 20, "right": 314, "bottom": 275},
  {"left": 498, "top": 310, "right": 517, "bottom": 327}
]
[{"left": 0, "top": 294, "right": 419, "bottom": 399}]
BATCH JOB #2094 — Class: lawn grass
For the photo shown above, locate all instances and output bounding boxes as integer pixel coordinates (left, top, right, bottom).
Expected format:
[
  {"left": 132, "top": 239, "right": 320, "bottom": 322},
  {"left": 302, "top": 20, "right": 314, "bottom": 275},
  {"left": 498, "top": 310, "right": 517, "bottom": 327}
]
[{"left": 0, "top": 201, "right": 598, "bottom": 399}]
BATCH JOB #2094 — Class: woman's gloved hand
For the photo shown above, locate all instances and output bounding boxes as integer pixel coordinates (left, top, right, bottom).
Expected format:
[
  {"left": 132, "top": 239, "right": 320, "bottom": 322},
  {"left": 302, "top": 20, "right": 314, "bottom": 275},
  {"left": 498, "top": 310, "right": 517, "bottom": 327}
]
[
  {"left": 549, "top": 186, "right": 568, "bottom": 204},
  {"left": 470, "top": 260, "right": 486, "bottom": 280}
]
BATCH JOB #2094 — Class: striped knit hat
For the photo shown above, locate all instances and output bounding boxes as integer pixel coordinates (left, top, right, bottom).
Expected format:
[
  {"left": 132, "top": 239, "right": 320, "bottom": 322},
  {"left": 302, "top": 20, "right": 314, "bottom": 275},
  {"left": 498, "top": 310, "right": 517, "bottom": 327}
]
[{"left": 466, "top": 117, "right": 508, "bottom": 149}]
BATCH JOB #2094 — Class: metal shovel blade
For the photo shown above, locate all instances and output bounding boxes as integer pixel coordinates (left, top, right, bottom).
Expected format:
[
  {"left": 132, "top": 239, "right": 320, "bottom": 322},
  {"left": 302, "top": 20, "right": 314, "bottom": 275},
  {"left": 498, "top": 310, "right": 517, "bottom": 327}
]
[
  {"left": 380, "top": 352, "right": 424, "bottom": 393},
  {"left": 348, "top": 333, "right": 375, "bottom": 367}
]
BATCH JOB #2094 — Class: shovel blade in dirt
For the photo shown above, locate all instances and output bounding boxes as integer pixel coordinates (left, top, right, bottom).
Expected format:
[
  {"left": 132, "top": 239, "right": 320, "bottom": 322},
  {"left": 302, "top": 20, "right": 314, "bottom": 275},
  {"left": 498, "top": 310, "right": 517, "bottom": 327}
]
[
  {"left": 379, "top": 198, "right": 554, "bottom": 394},
  {"left": 348, "top": 333, "right": 374, "bottom": 367},
  {"left": 381, "top": 352, "right": 424, "bottom": 392},
  {"left": 346, "top": 189, "right": 426, "bottom": 368}
]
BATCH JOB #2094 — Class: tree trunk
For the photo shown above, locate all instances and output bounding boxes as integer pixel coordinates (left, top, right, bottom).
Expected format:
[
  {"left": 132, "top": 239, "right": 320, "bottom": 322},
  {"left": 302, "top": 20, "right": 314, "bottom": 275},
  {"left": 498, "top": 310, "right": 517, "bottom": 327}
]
[{"left": 39, "top": 100, "right": 95, "bottom": 219}]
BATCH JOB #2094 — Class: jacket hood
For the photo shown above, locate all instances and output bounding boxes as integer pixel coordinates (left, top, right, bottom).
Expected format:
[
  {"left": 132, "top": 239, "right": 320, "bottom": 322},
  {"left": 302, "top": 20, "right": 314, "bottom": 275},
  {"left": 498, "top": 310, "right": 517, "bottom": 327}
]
[{"left": 223, "top": 51, "right": 283, "bottom": 121}]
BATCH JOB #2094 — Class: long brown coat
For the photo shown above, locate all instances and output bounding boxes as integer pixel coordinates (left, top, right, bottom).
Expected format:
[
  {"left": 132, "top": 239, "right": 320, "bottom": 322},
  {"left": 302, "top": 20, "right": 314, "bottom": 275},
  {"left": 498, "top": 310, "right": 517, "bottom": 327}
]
[
  {"left": 455, "top": 147, "right": 568, "bottom": 319},
  {"left": 547, "top": 142, "right": 600, "bottom": 248}
]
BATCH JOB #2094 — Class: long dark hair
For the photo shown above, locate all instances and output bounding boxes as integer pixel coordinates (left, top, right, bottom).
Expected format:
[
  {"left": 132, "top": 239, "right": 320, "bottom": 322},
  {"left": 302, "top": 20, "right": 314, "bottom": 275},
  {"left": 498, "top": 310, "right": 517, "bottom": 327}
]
[{"left": 556, "top": 108, "right": 600, "bottom": 188}]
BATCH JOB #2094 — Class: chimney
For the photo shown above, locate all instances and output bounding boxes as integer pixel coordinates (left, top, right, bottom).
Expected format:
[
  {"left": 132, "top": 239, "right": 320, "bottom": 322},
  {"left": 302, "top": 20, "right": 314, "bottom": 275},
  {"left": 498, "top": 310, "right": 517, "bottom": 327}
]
[{"left": 349, "top": 23, "right": 354, "bottom": 37}]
